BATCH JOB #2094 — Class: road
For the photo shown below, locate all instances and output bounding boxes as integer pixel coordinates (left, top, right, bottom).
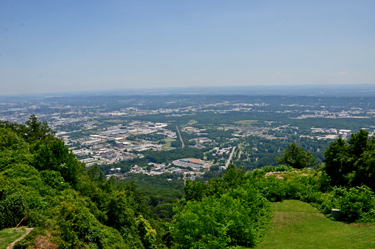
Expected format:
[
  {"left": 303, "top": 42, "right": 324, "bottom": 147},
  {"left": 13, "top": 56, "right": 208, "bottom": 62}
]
[
  {"left": 108, "top": 144, "right": 125, "bottom": 164},
  {"left": 110, "top": 149, "right": 120, "bottom": 164},
  {"left": 225, "top": 146, "right": 236, "bottom": 169},
  {"left": 176, "top": 125, "right": 185, "bottom": 148}
]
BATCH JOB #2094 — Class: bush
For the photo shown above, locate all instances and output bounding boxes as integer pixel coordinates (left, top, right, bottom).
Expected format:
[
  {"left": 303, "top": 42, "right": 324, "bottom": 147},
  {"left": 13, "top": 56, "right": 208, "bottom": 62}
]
[
  {"left": 41, "top": 170, "right": 70, "bottom": 190},
  {"left": 55, "top": 200, "right": 127, "bottom": 248},
  {"left": 321, "top": 186, "right": 375, "bottom": 222},
  {"left": 258, "top": 176, "right": 287, "bottom": 202},
  {"left": 171, "top": 184, "right": 271, "bottom": 248},
  {"left": 0, "top": 189, "right": 26, "bottom": 230}
]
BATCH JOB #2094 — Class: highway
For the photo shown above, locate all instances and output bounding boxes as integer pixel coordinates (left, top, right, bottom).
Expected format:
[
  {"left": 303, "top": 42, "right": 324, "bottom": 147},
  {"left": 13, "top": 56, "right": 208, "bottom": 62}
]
[
  {"left": 176, "top": 125, "right": 185, "bottom": 148},
  {"left": 225, "top": 146, "right": 236, "bottom": 169}
]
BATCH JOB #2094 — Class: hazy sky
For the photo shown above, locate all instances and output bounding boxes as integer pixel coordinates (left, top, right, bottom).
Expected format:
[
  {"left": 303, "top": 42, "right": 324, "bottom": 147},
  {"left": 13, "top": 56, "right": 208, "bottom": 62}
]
[{"left": 1, "top": 0, "right": 374, "bottom": 95}]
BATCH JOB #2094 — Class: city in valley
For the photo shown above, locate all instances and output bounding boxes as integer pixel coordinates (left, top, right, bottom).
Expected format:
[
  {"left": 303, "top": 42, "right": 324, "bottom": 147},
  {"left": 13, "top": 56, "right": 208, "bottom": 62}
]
[{"left": 2, "top": 94, "right": 375, "bottom": 182}]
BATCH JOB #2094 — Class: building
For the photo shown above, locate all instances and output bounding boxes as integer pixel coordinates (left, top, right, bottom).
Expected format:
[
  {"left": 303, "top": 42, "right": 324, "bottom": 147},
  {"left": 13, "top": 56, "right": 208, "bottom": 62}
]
[
  {"left": 131, "top": 165, "right": 144, "bottom": 173},
  {"left": 172, "top": 158, "right": 212, "bottom": 169}
]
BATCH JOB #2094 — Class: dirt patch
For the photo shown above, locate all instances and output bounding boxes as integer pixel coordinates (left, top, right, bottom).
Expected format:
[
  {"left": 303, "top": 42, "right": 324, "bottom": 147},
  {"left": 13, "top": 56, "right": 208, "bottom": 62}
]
[
  {"left": 33, "top": 235, "right": 58, "bottom": 249},
  {"left": 265, "top": 171, "right": 311, "bottom": 179},
  {"left": 351, "top": 223, "right": 375, "bottom": 228},
  {"left": 272, "top": 211, "right": 304, "bottom": 226},
  {"left": 272, "top": 211, "right": 325, "bottom": 228},
  {"left": 265, "top": 172, "right": 284, "bottom": 179},
  {"left": 314, "top": 213, "right": 325, "bottom": 217}
]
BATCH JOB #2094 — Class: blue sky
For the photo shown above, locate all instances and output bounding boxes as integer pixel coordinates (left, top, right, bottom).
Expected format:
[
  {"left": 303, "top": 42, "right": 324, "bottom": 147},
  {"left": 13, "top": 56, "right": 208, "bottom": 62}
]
[{"left": 1, "top": 0, "right": 374, "bottom": 95}]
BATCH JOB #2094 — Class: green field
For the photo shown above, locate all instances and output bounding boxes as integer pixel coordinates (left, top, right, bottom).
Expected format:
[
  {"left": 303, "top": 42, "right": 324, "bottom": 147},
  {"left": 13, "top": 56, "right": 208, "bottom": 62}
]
[
  {"left": 182, "top": 119, "right": 197, "bottom": 128},
  {"left": 233, "top": 120, "right": 258, "bottom": 125},
  {"left": 0, "top": 227, "right": 26, "bottom": 249},
  {"left": 162, "top": 138, "right": 176, "bottom": 150},
  {"left": 255, "top": 200, "right": 375, "bottom": 249}
]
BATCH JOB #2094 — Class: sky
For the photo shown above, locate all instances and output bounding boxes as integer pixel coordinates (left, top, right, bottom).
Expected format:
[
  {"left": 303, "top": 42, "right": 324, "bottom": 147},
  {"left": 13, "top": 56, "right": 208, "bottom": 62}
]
[{"left": 1, "top": 0, "right": 374, "bottom": 95}]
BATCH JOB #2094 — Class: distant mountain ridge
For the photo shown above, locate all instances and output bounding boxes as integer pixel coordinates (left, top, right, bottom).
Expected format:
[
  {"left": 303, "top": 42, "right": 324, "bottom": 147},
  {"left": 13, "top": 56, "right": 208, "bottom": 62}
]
[{"left": 2, "top": 84, "right": 375, "bottom": 99}]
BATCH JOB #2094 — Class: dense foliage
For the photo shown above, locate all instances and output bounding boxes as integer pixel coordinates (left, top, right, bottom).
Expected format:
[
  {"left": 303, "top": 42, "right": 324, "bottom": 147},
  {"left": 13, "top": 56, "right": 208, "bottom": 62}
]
[
  {"left": 276, "top": 142, "right": 316, "bottom": 169},
  {"left": 324, "top": 129, "right": 375, "bottom": 190},
  {"left": 0, "top": 116, "right": 165, "bottom": 248},
  {"left": 171, "top": 165, "right": 271, "bottom": 248}
]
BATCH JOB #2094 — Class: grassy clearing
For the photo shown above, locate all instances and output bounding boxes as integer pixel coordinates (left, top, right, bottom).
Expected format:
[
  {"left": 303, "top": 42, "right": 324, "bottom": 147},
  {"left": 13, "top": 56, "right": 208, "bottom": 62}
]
[
  {"left": 233, "top": 120, "right": 257, "bottom": 125},
  {"left": 181, "top": 119, "right": 197, "bottom": 128},
  {"left": 255, "top": 200, "right": 375, "bottom": 249},
  {"left": 0, "top": 227, "right": 26, "bottom": 249},
  {"left": 162, "top": 138, "right": 176, "bottom": 150}
]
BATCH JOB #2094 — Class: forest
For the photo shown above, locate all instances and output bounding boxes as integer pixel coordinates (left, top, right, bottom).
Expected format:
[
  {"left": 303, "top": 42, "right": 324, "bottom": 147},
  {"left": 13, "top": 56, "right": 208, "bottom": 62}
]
[{"left": 0, "top": 116, "right": 375, "bottom": 248}]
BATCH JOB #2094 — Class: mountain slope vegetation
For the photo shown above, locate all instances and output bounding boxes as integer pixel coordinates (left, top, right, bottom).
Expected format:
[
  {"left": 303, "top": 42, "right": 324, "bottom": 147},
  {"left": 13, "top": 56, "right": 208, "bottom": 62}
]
[{"left": 0, "top": 116, "right": 160, "bottom": 248}]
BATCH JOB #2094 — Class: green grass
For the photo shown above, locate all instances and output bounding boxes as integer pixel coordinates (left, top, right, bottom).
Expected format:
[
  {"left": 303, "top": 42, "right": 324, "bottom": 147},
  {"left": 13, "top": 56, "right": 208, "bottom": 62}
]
[
  {"left": 162, "top": 138, "right": 176, "bottom": 150},
  {"left": 181, "top": 119, "right": 197, "bottom": 128},
  {"left": 255, "top": 200, "right": 375, "bottom": 249},
  {"left": 233, "top": 120, "right": 257, "bottom": 125},
  {"left": 0, "top": 227, "right": 26, "bottom": 249}
]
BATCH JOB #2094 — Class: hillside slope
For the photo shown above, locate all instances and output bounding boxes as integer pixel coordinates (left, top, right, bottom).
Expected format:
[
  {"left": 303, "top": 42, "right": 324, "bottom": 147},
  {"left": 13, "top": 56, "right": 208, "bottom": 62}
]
[{"left": 255, "top": 200, "right": 375, "bottom": 249}]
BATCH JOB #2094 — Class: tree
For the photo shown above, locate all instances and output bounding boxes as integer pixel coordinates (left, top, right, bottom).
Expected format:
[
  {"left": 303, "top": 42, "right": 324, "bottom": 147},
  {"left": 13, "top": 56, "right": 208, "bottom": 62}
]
[
  {"left": 276, "top": 142, "right": 316, "bottom": 169},
  {"left": 323, "top": 137, "right": 349, "bottom": 186},
  {"left": 210, "top": 165, "right": 220, "bottom": 171},
  {"left": 0, "top": 190, "right": 27, "bottom": 230},
  {"left": 24, "top": 114, "right": 55, "bottom": 143},
  {"left": 0, "top": 115, "right": 55, "bottom": 144},
  {"left": 32, "top": 138, "right": 83, "bottom": 187},
  {"left": 324, "top": 130, "right": 375, "bottom": 190},
  {"left": 183, "top": 180, "right": 206, "bottom": 201}
]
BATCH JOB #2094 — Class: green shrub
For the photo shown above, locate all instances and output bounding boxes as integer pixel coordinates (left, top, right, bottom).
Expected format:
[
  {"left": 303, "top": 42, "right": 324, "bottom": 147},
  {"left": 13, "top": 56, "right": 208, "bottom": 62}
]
[
  {"left": 171, "top": 184, "right": 271, "bottom": 248},
  {"left": 0, "top": 189, "right": 27, "bottom": 230},
  {"left": 56, "top": 200, "right": 127, "bottom": 248},
  {"left": 326, "top": 186, "right": 375, "bottom": 222},
  {"left": 40, "top": 170, "right": 70, "bottom": 190},
  {"left": 0, "top": 127, "right": 29, "bottom": 152},
  {"left": 259, "top": 176, "right": 287, "bottom": 202}
]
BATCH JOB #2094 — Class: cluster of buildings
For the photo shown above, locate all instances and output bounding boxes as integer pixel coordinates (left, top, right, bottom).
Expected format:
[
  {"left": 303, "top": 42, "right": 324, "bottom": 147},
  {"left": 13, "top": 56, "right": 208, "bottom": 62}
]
[
  {"left": 105, "top": 168, "right": 124, "bottom": 180},
  {"left": 67, "top": 121, "right": 177, "bottom": 166},
  {"left": 74, "top": 145, "right": 138, "bottom": 166},
  {"left": 212, "top": 147, "right": 232, "bottom": 156},
  {"left": 311, "top": 128, "right": 351, "bottom": 134},
  {"left": 172, "top": 158, "right": 212, "bottom": 169},
  {"left": 126, "top": 158, "right": 211, "bottom": 181},
  {"left": 183, "top": 126, "right": 207, "bottom": 135},
  {"left": 310, "top": 127, "right": 354, "bottom": 140},
  {"left": 294, "top": 109, "right": 370, "bottom": 119}
]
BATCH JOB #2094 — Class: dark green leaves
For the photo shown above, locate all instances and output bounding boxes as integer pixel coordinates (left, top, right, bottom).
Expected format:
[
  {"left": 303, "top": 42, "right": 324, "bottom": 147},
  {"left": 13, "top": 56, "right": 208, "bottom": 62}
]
[
  {"left": 324, "top": 130, "right": 375, "bottom": 190},
  {"left": 0, "top": 190, "right": 26, "bottom": 230},
  {"left": 277, "top": 142, "right": 316, "bottom": 169}
]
